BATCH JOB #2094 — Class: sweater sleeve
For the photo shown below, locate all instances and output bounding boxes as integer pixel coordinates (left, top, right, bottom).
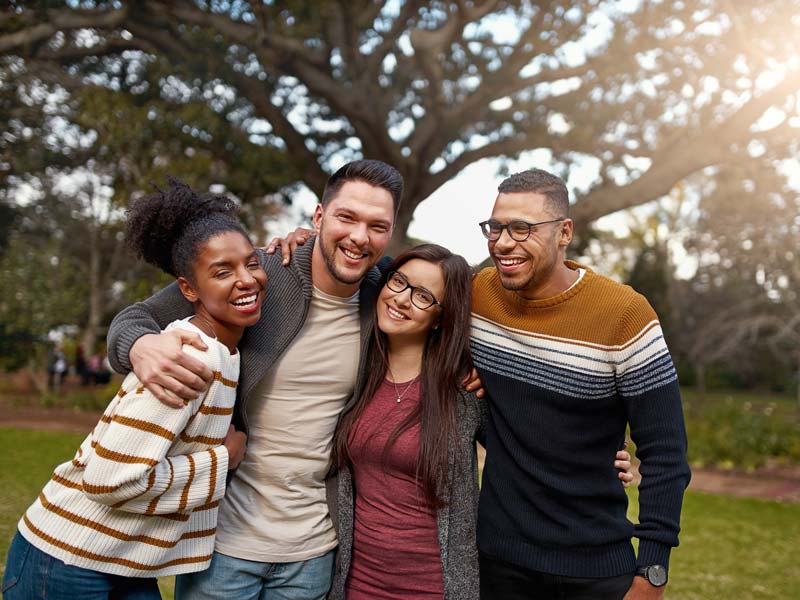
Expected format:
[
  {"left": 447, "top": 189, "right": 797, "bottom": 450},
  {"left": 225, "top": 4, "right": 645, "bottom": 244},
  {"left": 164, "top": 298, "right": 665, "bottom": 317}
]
[
  {"left": 106, "top": 281, "right": 195, "bottom": 374},
  {"left": 80, "top": 345, "right": 230, "bottom": 514},
  {"left": 616, "top": 293, "right": 691, "bottom": 569}
]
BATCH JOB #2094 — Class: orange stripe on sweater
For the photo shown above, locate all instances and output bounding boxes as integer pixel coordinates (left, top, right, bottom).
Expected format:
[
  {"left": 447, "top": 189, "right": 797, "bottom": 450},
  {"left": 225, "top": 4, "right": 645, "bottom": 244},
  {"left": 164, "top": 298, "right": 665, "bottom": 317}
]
[{"left": 22, "top": 514, "right": 211, "bottom": 571}]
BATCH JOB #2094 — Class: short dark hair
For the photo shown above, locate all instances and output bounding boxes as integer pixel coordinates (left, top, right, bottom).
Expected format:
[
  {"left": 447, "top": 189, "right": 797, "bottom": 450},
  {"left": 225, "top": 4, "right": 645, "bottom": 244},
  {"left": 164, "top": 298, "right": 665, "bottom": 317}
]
[
  {"left": 498, "top": 169, "right": 569, "bottom": 216},
  {"left": 321, "top": 159, "right": 403, "bottom": 216},
  {"left": 125, "top": 177, "right": 250, "bottom": 279}
]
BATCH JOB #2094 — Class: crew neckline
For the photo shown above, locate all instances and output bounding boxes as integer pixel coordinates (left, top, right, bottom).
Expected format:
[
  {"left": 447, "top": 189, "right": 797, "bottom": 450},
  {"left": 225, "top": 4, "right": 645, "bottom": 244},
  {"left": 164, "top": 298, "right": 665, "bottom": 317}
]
[{"left": 502, "top": 260, "right": 592, "bottom": 309}]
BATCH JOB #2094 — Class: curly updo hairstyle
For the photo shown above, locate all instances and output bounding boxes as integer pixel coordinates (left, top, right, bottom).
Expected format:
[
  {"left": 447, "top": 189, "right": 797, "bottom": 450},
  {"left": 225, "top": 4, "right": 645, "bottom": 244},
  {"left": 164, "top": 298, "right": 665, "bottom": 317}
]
[{"left": 125, "top": 178, "right": 251, "bottom": 280}]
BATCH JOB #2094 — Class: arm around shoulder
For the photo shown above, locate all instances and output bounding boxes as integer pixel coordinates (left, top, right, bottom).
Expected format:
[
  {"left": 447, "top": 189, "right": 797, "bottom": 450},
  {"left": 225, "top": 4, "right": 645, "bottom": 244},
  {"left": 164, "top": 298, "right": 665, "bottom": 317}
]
[{"left": 106, "top": 281, "right": 194, "bottom": 374}]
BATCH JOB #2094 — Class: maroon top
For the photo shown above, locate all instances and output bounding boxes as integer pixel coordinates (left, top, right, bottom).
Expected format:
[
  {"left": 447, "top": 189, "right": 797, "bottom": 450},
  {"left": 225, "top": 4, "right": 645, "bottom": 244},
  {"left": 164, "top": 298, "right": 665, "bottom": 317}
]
[{"left": 345, "top": 378, "right": 444, "bottom": 599}]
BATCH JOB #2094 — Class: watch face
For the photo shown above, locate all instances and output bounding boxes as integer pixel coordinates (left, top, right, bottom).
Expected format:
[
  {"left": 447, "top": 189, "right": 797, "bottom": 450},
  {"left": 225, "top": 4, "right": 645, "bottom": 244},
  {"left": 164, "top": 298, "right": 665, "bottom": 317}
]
[{"left": 647, "top": 565, "right": 668, "bottom": 587}]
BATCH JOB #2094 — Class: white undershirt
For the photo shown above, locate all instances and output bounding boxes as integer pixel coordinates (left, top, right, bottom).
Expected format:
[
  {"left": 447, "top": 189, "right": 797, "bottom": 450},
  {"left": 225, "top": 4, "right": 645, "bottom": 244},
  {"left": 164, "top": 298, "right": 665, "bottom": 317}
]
[{"left": 566, "top": 267, "right": 586, "bottom": 291}]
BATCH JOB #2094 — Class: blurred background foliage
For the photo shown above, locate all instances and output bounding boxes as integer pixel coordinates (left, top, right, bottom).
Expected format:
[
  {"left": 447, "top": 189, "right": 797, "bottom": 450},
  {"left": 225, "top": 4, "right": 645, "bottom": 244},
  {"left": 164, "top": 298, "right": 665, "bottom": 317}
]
[{"left": 0, "top": 1, "right": 798, "bottom": 407}]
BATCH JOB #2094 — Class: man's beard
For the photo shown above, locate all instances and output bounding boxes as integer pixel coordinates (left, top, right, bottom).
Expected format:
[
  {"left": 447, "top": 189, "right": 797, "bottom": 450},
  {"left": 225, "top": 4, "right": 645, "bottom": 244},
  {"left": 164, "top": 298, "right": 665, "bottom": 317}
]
[{"left": 318, "top": 222, "right": 370, "bottom": 285}]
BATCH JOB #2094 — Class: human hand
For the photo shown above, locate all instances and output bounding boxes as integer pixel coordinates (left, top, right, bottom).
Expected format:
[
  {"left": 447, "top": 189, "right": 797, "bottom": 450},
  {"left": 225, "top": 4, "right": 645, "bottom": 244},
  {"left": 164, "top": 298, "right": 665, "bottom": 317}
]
[
  {"left": 461, "top": 368, "right": 485, "bottom": 398},
  {"left": 622, "top": 576, "right": 665, "bottom": 599},
  {"left": 223, "top": 425, "right": 247, "bottom": 470},
  {"left": 130, "top": 331, "right": 212, "bottom": 408},
  {"left": 616, "top": 442, "right": 635, "bottom": 487},
  {"left": 264, "top": 227, "right": 315, "bottom": 266}
]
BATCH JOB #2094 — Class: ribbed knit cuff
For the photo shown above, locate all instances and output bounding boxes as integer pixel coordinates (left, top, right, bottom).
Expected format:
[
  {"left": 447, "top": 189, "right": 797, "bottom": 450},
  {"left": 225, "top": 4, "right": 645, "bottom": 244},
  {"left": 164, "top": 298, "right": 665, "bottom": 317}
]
[
  {"left": 108, "top": 325, "right": 156, "bottom": 374},
  {"left": 637, "top": 540, "right": 672, "bottom": 569},
  {"left": 213, "top": 445, "right": 230, "bottom": 501}
]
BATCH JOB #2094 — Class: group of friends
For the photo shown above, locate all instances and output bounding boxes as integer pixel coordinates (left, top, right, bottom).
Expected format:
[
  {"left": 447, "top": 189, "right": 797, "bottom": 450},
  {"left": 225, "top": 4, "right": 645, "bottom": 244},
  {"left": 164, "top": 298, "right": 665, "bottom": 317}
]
[{"left": 2, "top": 160, "right": 691, "bottom": 600}]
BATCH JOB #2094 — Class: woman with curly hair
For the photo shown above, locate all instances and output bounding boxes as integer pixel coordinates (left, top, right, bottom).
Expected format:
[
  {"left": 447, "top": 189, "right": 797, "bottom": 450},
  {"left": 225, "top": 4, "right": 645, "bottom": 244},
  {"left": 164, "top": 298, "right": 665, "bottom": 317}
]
[{"left": 2, "top": 179, "right": 266, "bottom": 599}]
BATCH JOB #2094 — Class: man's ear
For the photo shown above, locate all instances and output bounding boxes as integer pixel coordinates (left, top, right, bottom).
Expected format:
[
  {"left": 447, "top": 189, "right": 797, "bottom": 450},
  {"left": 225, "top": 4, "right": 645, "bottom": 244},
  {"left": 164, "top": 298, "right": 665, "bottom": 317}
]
[
  {"left": 559, "top": 218, "right": 574, "bottom": 248},
  {"left": 312, "top": 205, "right": 324, "bottom": 233},
  {"left": 177, "top": 276, "right": 198, "bottom": 303}
]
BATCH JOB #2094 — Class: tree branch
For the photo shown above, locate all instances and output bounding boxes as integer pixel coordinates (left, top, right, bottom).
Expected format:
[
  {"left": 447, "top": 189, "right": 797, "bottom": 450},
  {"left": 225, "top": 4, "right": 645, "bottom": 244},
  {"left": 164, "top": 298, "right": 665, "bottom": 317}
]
[
  {"left": 0, "top": 6, "right": 129, "bottom": 54},
  {"left": 572, "top": 70, "right": 800, "bottom": 228}
]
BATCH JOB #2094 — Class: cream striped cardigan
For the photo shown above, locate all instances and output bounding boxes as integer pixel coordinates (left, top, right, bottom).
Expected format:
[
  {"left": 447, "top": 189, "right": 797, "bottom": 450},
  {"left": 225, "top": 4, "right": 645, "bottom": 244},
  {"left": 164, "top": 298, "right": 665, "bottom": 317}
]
[{"left": 19, "top": 318, "right": 239, "bottom": 577}]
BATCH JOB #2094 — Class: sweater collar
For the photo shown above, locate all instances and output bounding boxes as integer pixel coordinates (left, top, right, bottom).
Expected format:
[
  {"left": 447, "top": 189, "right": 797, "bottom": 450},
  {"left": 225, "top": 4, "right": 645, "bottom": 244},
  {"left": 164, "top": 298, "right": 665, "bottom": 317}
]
[{"left": 502, "top": 260, "right": 593, "bottom": 309}]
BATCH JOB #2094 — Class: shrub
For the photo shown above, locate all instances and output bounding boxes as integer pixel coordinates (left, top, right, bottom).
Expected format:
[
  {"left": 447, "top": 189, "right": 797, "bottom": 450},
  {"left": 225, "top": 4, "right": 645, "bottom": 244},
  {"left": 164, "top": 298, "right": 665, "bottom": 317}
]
[{"left": 684, "top": 396, "right": 800, "bottom": 470}]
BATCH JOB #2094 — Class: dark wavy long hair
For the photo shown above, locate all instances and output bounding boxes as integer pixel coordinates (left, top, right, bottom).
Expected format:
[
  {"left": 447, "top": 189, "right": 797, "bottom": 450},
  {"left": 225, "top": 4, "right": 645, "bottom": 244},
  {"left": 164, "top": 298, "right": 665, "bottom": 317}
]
[{"left": 331, "top": 244, "right": 473, "bottom": 508}]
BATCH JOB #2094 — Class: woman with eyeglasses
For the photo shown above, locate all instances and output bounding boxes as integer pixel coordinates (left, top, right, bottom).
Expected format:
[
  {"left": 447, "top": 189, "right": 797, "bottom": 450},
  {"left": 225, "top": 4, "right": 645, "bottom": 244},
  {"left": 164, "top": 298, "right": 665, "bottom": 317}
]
[{"left": 328, "top": 243, "right": 481, "bottom": 600}]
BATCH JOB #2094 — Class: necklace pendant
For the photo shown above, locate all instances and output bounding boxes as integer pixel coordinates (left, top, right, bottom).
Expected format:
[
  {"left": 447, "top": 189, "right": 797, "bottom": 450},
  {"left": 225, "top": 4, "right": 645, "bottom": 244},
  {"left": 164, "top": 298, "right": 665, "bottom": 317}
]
[{"left": 396, "top": 397, "right": 401, "bottom": 403}]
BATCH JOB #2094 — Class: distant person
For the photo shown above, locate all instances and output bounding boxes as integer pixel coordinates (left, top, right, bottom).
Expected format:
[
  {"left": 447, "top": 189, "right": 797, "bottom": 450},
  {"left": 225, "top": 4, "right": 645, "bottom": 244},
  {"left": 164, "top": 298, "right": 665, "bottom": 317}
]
[
  {"left": 472, "top": 169, "right": 691, "bottom": 599},
  {"left": 46, "top": 344, "right": 68, "bottom": 391},
  {"left": 2, "top": 180, "right": 261, "bottom": 599},
  {"left": 75, "top": 345, "right": 90, "bottom": 385},
  {"left": 88, "top": 351, "right": 113, "bottom": 385}
]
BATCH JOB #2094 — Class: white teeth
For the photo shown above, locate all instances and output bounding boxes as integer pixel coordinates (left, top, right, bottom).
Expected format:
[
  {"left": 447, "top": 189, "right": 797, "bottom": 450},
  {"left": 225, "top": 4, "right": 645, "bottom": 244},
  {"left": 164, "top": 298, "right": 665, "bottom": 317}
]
[
  {"left": 498, "top": 257, "right": 525, "bottom": 266},
  {"left": 387, "top": 306, "right": 408, "bottom": 320},
  {"left": 342, "top": 248, "right": 364, "bottom": 260},
  {"left": 232, "top": 294, "right": 257, "bottom": 306}
]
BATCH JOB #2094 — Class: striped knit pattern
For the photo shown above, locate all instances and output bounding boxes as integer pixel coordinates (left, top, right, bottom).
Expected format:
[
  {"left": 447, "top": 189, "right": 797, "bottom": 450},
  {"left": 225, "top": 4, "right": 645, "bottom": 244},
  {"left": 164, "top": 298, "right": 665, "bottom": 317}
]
[
  {"left": 19, "top": 319, "right": 238, "bottom": 578},
  {"left": 471, "top": 262, "right": 690, "bottom": 577}
]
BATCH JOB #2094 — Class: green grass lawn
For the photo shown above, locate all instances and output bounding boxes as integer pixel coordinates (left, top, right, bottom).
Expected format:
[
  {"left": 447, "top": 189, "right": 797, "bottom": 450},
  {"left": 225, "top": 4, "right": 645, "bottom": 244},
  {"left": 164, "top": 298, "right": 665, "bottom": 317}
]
[
  {"left": 0, "top": 428, "right": 176, "bottom": 599},
  {"left": 2, "top": 427, "right": 798, "bottom": 599}
]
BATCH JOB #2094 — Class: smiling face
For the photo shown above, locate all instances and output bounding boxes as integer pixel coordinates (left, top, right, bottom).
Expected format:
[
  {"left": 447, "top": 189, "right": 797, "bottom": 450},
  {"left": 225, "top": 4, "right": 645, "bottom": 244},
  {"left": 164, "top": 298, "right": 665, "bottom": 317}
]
[
  {"left": 377, "top": 258, "right": 444, "bottom": 345},
  {"left": 489, "top": 192, "right": 572, "bottom": 298},
  {"left": 178, "top": 231, "right": 267, "bottom": 352},
  {"left": 312, "top": 179, "right": 394, "bottom": 296}
]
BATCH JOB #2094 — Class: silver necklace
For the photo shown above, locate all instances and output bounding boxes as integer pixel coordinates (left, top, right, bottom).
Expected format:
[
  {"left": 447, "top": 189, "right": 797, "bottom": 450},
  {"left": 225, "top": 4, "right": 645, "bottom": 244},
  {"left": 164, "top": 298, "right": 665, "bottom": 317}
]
[{"left": 388, "top": 370, "right": 419, "bottom": 403}]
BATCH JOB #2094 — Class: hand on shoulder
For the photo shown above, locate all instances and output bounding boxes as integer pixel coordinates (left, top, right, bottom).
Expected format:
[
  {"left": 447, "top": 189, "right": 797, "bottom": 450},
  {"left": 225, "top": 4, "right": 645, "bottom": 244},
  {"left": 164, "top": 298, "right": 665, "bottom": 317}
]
[{"left": 130, "top": 329, "right": 213, "bottom": 408}]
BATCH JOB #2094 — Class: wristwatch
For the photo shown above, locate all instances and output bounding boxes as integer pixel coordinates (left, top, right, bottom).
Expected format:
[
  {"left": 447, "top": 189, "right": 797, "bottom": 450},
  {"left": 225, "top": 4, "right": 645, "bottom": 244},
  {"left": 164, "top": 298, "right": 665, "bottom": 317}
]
[{"left": 635, "top": 564, "right": 668, "bottom": 587}]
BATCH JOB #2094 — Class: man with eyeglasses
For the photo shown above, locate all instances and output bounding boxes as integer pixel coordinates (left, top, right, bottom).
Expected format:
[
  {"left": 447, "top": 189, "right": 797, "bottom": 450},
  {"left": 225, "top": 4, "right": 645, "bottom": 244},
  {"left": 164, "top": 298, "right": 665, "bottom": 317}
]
[{"left": 471, "top": 168, "right": 690, "bottom": 600}]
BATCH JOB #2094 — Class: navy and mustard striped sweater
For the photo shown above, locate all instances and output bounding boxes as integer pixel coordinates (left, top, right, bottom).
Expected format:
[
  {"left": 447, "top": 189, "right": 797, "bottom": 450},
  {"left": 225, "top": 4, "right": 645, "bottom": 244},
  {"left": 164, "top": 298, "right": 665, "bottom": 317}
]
[{"left": 471, "top": 262, "right": 690, "bottom": 578}]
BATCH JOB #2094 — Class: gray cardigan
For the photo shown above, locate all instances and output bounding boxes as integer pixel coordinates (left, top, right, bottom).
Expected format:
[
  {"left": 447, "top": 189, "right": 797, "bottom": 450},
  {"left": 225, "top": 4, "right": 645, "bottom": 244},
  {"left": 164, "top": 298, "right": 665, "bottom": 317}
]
[
  {"left": 329, "top": 390, "right": 486, "bottom": 600},
  {"left": 106, "top": 239, "right": 381, "bottom": 438}
]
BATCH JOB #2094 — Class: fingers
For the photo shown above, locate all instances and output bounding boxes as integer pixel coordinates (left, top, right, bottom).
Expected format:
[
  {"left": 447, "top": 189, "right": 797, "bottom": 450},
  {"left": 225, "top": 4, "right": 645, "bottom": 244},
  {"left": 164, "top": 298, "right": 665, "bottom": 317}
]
[
  {"left": 264, "top": 228, "right": 312, "bottom": 264},
  {"left": 173, "top": 348, "right": 214, "bottom": 387},
  {"left": 176, "top": 330, "right": 208, "bottom": 353},
  {"left": 224, "top": 425, "right": 248, "bottom": 470},
  {"left": 265, "top": 237, "right": 280, "bottom": 254},
  {"left": 475, "top": 388, "right": 485, "bottom": 398},
  {"left": 143, "top": 383, "right": 186, "bottom": 409},
  {"left": 280, "top": 234, "right": 295, "bottom": 265},
  {"left": 462, "top": 368, "right": 482, "bottom": 391},
  {"left": 130, "top": 331, "right": 212, "bottom": 406},
  {"left": 616, "top": 450, "right": 635, "bottom": 488},
  {"left": 291, "top": 227, "right": 311, "bottom": 246}
]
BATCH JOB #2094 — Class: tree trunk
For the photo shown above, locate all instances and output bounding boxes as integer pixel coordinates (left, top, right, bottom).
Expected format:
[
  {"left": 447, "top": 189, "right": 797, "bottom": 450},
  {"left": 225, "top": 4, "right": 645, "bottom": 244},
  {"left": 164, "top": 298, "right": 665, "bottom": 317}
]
[
  {"left": 82, "top": 223, "right": 102, "bottom": 356},
  {"left": 387, "top": 199, "right": 417, "bottom": 258}
]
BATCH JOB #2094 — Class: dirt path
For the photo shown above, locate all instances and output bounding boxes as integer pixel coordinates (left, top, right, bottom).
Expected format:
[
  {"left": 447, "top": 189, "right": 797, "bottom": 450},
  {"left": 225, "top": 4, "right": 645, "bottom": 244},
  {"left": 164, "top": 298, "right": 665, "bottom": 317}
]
[{"left": 4, "top": 404, "right": 800, "bottom": 503}]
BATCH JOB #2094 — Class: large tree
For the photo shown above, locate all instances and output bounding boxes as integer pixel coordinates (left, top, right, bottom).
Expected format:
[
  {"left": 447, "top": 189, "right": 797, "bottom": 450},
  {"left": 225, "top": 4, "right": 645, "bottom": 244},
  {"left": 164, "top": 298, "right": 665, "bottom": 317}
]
[{"left": 2, "top": 0, "right": 799, "bottom": 251}]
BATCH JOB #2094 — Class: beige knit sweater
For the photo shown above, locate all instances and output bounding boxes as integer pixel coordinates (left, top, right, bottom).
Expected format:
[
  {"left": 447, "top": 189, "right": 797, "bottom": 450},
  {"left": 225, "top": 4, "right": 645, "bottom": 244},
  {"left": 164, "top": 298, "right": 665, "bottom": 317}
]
[{"left": 19, "top": 318, "right": 239, "bottom": 577}]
